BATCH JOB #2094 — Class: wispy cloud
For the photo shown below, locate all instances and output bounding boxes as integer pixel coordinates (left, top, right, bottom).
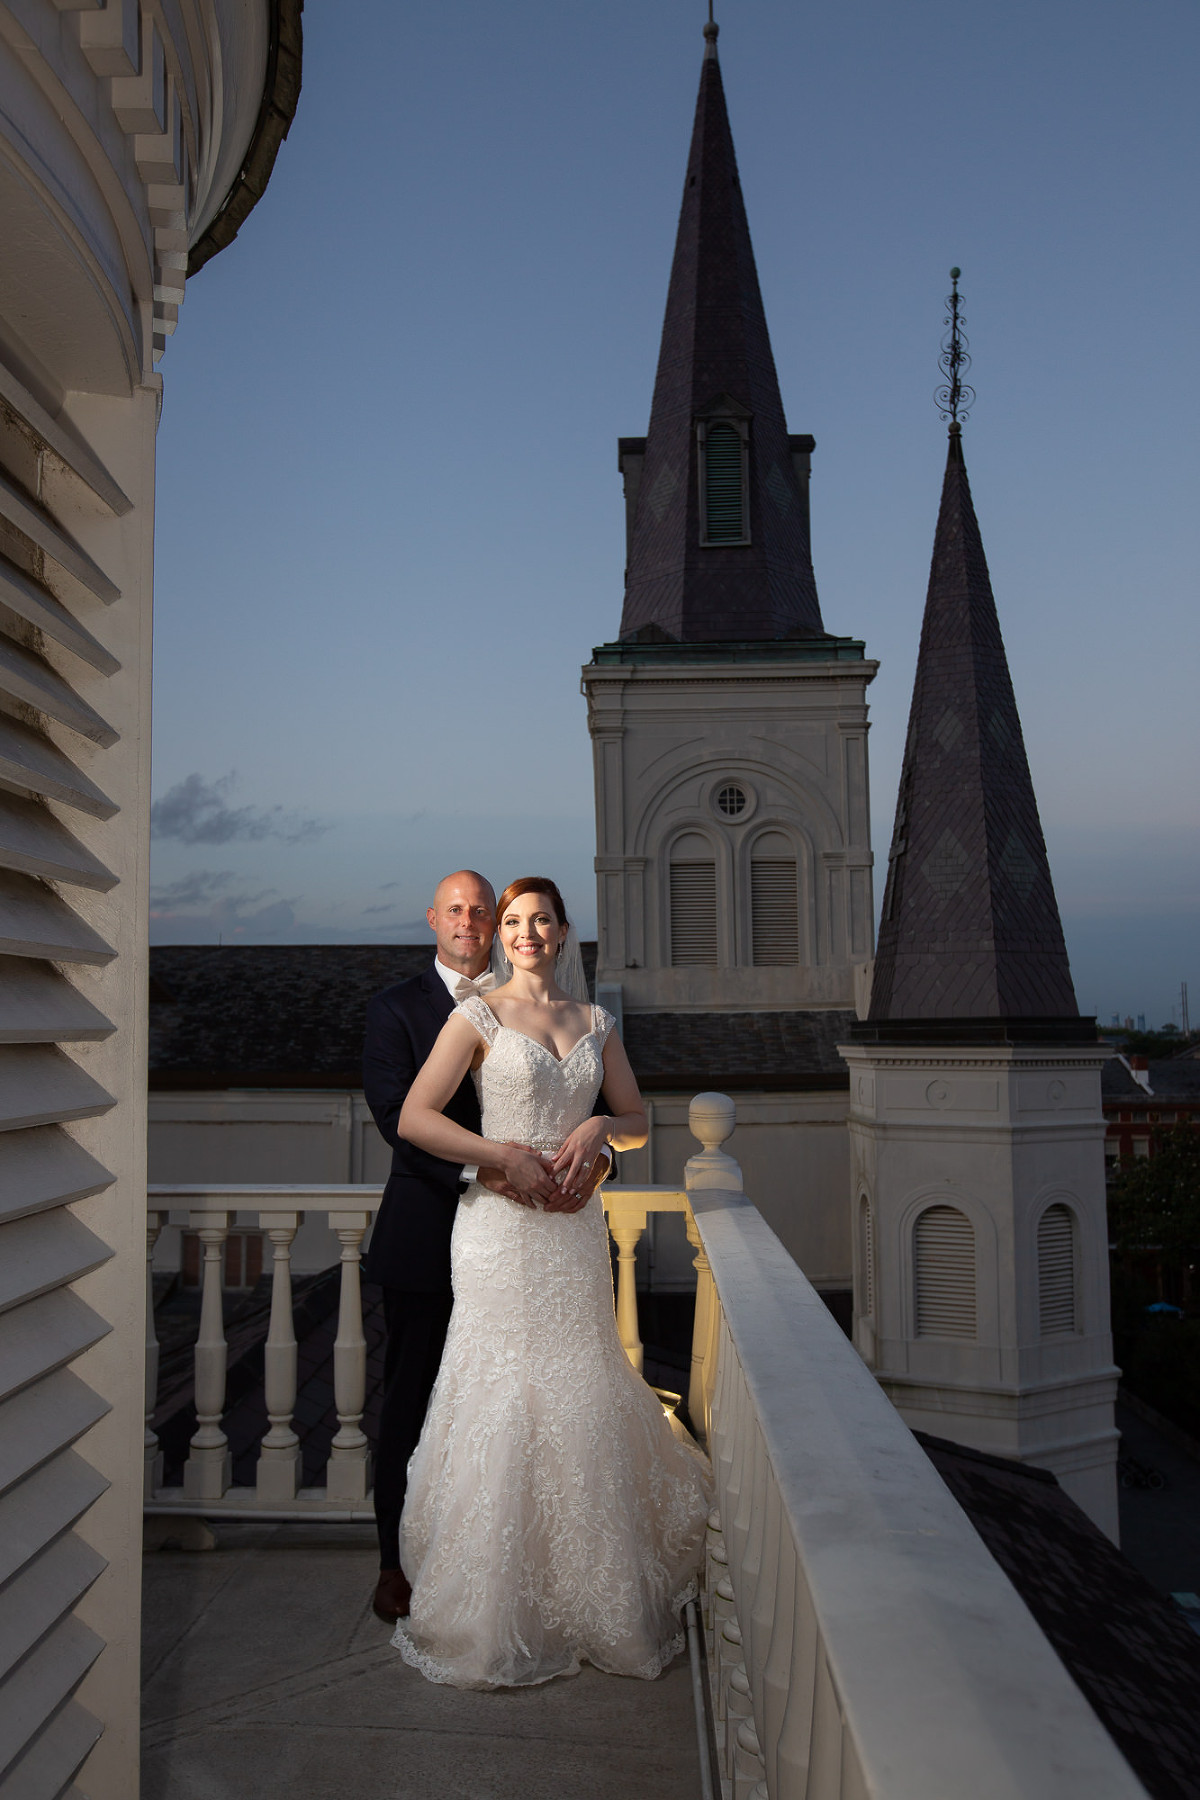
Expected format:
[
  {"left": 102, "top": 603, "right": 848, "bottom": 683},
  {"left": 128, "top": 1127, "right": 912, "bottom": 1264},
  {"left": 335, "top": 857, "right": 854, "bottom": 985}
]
[
  {"left": 150, "top": 772, "right": 328, "bottom": 846},
  {"left": 362, "top": 902, "right": 396, "bottom": 915},
  {"left": 150, "top": 868, "right": 296, "bottom": 937}
]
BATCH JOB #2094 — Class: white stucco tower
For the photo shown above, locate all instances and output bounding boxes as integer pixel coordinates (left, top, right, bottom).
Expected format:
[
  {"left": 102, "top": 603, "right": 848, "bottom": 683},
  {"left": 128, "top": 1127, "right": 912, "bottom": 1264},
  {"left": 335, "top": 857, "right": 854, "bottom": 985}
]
[
  {"left": 581, "top": 24, "right": 876, "bottom": 1024},
  {"left": 840, "top": 395, "right": 1119, "bottom": 1538}
]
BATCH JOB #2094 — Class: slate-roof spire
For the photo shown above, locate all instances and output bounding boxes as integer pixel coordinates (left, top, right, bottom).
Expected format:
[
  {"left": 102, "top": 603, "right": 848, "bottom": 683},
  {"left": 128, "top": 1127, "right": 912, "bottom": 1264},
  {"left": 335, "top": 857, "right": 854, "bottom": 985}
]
[
  {"left": 868, "top": 419, "right": 1081, "bottom": 1028},
  {"left": 618, "top": 22, "right": 824, "bottom": 642}
]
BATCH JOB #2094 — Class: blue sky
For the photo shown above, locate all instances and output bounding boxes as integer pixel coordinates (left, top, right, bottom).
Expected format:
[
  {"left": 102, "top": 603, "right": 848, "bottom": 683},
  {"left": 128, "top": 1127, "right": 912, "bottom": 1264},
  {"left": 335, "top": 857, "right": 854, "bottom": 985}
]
[{"left": 150, "top": 0, "right": 1199, "bottom": 1027}]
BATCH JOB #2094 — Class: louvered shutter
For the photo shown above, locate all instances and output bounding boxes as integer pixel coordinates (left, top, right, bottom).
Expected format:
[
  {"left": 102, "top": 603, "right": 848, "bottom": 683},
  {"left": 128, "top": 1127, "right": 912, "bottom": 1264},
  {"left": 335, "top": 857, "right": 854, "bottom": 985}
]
[
  {"left": 1038, "top": 1205, "right": 1077, "bottom": 1336},
  {"left": 670, "top": 862, "right": 718, "bottom": 965},
  {"left": 0, "top": 376, "right": 123, "bottom": 1784},
  {"left": 860, "top": 1198, "right": 875, "bottom": 1319},
  {"left": 914, "top": 1206, "right": 976, "bottom": 1338},
  {"left": 751, "top": 859, "right": 799, "bottom": 965},
  {"left": 703, "top": 423, "right": 746, "bottom": 543}
]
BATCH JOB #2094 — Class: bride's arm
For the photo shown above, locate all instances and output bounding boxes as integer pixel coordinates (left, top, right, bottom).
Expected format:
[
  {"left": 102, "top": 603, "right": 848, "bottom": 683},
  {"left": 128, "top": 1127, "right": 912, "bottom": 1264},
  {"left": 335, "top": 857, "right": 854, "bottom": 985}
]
[
  {"left": 550, "top": 1032, "right": 647, "bottom": 1195},
  {"left": 399, "top": 1015, "right": 558, "bottom": 1201}
]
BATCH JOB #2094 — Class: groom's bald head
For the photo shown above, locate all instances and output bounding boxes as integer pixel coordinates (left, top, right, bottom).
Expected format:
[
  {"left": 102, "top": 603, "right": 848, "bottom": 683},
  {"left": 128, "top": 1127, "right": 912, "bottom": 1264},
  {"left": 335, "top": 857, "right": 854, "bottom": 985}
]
[{"left": 427, "top": 870, "right": 495, "bottom": 977}]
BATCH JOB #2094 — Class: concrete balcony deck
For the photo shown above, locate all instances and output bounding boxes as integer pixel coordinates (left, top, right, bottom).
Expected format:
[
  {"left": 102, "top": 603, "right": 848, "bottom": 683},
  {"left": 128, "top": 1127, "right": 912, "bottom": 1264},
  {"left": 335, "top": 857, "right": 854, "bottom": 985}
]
[{"left": 141, "top": 1522, "right": 703, "bottom": 1800}]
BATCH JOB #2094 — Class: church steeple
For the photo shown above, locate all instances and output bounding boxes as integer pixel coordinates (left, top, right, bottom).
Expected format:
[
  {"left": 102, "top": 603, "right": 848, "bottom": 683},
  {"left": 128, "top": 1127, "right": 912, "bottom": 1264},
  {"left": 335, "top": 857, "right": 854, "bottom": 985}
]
[
  {"left": 618, "top": 22, "right": 824, "bottom": 642},
  {"left": 868, "top": 284, "right": 1079, "bottom": 1028}
]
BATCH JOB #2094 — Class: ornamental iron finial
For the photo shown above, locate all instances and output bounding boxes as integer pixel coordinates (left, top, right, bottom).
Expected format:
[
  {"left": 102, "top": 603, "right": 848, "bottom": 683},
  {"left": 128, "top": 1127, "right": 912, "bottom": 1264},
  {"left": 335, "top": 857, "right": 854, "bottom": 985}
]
[
  {"left": 704, "top": 1, "right": 718, "bottom": 49},
  {"left": 935, "top": 267, "right": 975, "bottom": 427}
]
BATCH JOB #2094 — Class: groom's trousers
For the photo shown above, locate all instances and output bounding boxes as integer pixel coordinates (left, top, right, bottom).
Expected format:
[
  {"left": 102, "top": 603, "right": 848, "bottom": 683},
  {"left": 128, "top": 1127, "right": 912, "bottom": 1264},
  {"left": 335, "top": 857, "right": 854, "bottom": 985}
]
[{"left": 373, "top": 1288, "right": 455, "bottom": 1570}]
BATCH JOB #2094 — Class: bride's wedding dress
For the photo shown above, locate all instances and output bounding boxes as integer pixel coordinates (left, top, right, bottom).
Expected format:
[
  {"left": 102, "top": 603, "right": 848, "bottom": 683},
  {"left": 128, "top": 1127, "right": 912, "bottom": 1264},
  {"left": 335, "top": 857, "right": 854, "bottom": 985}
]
[{"left": 393, "top": 997, "right": 711, "bottom": 1690}]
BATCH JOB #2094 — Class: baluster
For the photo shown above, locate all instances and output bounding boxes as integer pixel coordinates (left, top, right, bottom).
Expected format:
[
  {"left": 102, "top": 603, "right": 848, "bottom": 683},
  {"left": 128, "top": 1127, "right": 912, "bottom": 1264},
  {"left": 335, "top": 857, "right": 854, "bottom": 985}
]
[
  {"left": 757, "top": 1494, "right": 797, "bottom": 1798},
  {"left": 183, "top": 1211, "right": 233, "bottom": 1501},
  {"left": 775, "top": 1557, "right": 819, "bottom": 1792},
  {"left": 686, "top": 1214, "right": 716, "bottom": 1443},
  {"left": 144, "top": 1211, "right": 167, "bottom": 1499},
  {"left": 326, "top": 1211, "right": 370, "bottom": 1501},
  {"left": 256, "top": 1210, "right": 301, "bottom": 1503},
  {"left": 733, "top": 1716, "right": 767, "bottom": 1800},
  {"left": 609, "top": 1210, "right": 646, "bottom": 1371}
]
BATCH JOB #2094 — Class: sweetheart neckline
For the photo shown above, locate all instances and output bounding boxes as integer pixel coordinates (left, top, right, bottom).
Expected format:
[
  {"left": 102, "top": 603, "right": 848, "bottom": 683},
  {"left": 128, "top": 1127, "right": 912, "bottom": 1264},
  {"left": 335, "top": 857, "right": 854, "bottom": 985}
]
[{"left": 494, "top": 1022, "right": 596, "bottom": 1066}]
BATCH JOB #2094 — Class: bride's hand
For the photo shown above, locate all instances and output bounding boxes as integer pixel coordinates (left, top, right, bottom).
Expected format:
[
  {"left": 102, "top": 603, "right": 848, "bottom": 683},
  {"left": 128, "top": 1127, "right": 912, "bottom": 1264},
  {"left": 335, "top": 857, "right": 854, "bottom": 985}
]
[
  {"left": 549, "top": 1119, "right": 611, "bottom": 1207},
  {"left": 498, "top": 1144, "right": 559, "bottom": 1202}
]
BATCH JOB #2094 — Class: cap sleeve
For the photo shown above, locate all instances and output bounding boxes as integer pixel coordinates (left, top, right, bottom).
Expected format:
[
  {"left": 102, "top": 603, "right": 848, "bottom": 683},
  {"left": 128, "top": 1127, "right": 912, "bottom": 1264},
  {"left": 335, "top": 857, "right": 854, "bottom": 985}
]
[
  {"left": 591, "top": 1004, "right": 616, "bottom": 1047},
  {"left": 455, "top": 996, "right": 501, "bottom": 1047}
]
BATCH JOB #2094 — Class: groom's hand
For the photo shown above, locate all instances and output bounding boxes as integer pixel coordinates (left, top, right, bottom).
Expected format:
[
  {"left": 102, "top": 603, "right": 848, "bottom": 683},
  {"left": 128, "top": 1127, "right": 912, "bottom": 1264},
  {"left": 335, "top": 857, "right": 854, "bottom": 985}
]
[{"left": 477, "top": 1147, "right": 557, "bottom": 1207}]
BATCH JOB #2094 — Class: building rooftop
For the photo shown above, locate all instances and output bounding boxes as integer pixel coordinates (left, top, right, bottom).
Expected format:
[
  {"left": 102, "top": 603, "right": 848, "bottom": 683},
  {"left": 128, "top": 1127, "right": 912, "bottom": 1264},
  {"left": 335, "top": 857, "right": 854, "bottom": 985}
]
[{"left": 148, "top": 945, "right": 854, "bottom": 1093}]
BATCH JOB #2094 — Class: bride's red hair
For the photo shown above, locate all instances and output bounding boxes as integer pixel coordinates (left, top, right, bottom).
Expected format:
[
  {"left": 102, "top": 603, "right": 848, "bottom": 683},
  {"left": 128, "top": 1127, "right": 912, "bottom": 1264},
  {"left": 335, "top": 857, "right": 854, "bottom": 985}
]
[{"left": 495, "top": 876, "right": 569, "bottom": 929}]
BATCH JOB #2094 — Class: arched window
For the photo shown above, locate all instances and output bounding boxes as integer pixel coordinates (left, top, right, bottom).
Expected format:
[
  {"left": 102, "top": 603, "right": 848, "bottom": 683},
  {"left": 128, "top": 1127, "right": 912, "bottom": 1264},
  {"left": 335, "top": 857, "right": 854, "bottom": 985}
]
[
  {"left": 859, "top": 1195, "right": 875, "bottom": 1320},
  {"left": 1037, "top": 1204, "right": 1077, "bottom": 1337},
  {"left": 669, "top": 832, "right": 717, "bottom": 966},
  {"left": 700, "top": 420, "right": 748, "bottom": 544},
  {"left": 914, "top": 1205, "right": 976, "bottom": 1339},
  {"left": 751, "top": 831, "right": 799, "bottom": 966}
]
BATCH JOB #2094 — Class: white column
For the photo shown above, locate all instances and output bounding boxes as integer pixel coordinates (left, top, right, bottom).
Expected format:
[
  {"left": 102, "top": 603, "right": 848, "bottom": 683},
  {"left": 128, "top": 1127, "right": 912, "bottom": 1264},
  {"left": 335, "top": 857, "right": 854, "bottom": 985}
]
[
  {"left": 183, "top": 1211, "right": 234, "bottom": 1501},
  {"left": 326, "top": 1210, "right": 370, "bottom": 1502},
  {"left": 685, "top": 1091, "right": 740, "bottom": 1443},
  {"left": 144, "top": 1211, "right": 167, "bottom": 1499},
  {"left": 256, "top": 1210, "right": 301, "bottom": 1504}
]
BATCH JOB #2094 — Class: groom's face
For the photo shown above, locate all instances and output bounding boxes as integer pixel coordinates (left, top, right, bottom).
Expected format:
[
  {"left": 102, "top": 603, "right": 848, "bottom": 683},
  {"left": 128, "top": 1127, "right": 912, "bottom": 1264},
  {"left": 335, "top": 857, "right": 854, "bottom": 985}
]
[{"left": 427, "top": 872, "right": 495, "bottom": 976}]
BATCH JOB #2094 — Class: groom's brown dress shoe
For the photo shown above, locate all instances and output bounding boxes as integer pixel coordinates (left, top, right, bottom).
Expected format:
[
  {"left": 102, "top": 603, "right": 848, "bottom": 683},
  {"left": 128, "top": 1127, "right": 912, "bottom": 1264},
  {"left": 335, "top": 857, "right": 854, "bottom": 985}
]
[{"left": 372, "top": 1567, "right": 412, "bottom": 1623}]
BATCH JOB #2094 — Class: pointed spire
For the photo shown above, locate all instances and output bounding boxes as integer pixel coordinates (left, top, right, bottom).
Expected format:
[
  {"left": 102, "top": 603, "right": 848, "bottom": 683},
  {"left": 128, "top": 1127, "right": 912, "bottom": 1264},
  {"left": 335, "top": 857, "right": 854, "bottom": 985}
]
[
  {"left": 618, "top": 26, "right": 824, "bottom": 642},
  {"left": 869, "top": 292, "right": 1079, "bottom": 1028}
]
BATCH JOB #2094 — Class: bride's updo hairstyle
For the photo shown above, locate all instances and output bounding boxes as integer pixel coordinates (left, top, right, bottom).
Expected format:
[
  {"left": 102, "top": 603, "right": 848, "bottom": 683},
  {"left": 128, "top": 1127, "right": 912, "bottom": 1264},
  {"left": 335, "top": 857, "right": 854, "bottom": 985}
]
[{"left": 495, "top": 876, "right": 569, "bottom": 930}]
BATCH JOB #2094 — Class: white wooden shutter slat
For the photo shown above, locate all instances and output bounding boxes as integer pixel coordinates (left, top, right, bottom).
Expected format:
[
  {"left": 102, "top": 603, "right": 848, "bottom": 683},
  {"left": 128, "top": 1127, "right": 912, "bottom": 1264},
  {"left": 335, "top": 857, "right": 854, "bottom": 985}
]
[
  {"left": 0, "top": 961, "right": 115, "bottom": 1045},
  {"left": 1038, "top": 1205, "right": 1077, "bottom": 1336},
  {"left": 0, "top": 363, "right": 132, "bottom": 518},
  {"left": 0, "top": 714, "right": 116, "bottom": 820},
  {"left": 914, "top": 1206, "right": 976, "bottom": 1338},
  {"left": 0, "top": 555, "right": 121, "bottom": 675},
  {"left": 0, "top": 638, "right": 117, "bottom": 747},
  {"left": 0, "top": 1128, "right": 112, "bottom": 1227},
  {"left": 0, "top": 1697, "right": 102, "bottom": 1799},
  {"left": 0, "top": 1621, "right": 104, "bottom": 1779},
  {"left": 0, "top": 1452, "right": 109, "bottom": 1590},
  {"left": 0, "top": 1371, "right": 110, "bottom": 1499},
  {"left": 0, "top": 1215, "right": 112, "bottom": 1318},
  {"left": 0, "top": 470, "right": 120, "bottom": 603},
  {"left": 0, "top": 1534, "right": 106, "bottom": 1685},
  {"left": 670, "top": 861, "right": 718, "bottom": 965},
  {"left": 0, "top": 869, "right": 115, "bottom": 965},
  {"left": 0, "top": 794, "right": 117, "bottom": 892},
  {"left": 0, "top": 1291, "right": 110, "bottom": 1409},
  {"left": 0, "top": 1048, "right": 114, "bottom": 1133}
]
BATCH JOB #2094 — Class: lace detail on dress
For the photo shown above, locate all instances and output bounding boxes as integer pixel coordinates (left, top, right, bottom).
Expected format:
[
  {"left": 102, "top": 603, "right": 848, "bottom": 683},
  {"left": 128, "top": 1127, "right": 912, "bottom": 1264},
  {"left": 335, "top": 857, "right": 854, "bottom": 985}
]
[
  {"left": 393, "top": 1007, "right": 712, "bottom": 1690},
  {"left": 455, "top": 994, "right": 501, "bottom": 1046}
]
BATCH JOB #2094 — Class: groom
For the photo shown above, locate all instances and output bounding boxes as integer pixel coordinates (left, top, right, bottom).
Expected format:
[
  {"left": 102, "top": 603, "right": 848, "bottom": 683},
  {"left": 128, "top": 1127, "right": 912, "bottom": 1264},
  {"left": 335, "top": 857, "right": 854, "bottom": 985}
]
[{"left": 361, "top": 868, "right": 609, "bottom": 1623}]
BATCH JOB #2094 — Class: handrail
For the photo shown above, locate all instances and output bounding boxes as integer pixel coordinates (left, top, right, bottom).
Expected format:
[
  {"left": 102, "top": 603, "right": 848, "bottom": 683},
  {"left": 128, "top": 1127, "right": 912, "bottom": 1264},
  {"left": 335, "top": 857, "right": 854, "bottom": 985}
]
[{"left": 691, "top": 1175, "right": 1144, "bottom": 1798}]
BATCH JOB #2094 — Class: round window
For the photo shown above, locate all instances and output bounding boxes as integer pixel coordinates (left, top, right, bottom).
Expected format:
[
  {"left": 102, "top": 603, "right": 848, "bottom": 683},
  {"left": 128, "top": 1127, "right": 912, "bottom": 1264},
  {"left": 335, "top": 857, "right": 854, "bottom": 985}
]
[{"left": 715, "top": 783, "right": 747, "bottom": 818}]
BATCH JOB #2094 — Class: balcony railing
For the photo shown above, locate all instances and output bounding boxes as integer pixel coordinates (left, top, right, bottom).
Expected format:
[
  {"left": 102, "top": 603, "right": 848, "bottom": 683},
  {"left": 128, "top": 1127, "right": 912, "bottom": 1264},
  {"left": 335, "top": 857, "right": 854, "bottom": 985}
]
[{"left": 145, "top": 1095, "right": 1144, "bottom": 1798}]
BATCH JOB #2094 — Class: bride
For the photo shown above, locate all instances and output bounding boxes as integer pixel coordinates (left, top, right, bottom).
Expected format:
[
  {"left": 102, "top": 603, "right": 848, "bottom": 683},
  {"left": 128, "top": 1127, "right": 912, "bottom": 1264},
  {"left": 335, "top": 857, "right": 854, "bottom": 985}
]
[{"left": 393, "top": 875, "right": 711, "bottom": 1690}]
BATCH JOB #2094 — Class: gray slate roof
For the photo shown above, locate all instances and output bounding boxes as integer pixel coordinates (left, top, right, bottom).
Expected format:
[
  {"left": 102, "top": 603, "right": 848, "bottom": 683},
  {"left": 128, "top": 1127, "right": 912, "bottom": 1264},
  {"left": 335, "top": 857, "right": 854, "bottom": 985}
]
[
  {"left": 148, "top": 945, "right": 852, "bottom": 1093},
  {"left": 868, "top": 427, "right": 1079, "bottom": 1027},
  {"left": 618, "top": 31, "right": 823, "bottom": 643}
]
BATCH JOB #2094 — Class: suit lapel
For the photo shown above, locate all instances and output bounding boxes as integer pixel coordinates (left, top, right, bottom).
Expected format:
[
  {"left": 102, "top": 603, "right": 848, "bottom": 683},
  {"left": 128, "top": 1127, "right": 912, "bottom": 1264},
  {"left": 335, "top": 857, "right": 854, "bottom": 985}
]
[{"left": 420, "top": 964, "right": 454, "bottom": 1030}]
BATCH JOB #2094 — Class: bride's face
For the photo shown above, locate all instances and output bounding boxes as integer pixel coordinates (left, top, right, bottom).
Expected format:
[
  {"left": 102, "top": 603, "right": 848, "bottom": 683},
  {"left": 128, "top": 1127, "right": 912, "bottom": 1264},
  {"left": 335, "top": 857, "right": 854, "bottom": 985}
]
[{"left": 500, "top": 893, "right": 567, "bottom": 975}]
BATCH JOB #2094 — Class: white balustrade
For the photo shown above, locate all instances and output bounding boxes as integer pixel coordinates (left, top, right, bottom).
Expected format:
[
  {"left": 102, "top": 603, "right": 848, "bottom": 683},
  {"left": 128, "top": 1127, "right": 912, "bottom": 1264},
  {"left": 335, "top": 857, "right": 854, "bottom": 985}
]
[
  {"left": 686, "top": 1093, "right": 1146, "bottom": 1800},
  {"left": 182, "top": 1210, "right": 234, "bottom": 1501},
  {"left": 327, "top": 1211, "right": 371, "bottom": 1501},
  {"left": 256, "top": 1211, "right": 300, "bottom": 1504},
  {"left": 145, "top": 1109, "right": 1146, "bottom": 1799}
]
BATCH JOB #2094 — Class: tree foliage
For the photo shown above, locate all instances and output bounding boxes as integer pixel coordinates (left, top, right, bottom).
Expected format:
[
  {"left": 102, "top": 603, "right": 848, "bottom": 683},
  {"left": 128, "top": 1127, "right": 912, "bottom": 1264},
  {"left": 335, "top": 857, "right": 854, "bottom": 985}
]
[{"left": 1107, "top": 1126, "right": 1200, "bottom": 1255}]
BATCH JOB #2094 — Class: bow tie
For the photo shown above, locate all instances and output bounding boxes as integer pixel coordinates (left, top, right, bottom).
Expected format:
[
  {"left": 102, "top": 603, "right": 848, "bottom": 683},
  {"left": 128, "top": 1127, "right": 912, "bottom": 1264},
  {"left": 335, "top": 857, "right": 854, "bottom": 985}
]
[{"left": 454, "top": 971, "right": 497, "bottom": 1001}]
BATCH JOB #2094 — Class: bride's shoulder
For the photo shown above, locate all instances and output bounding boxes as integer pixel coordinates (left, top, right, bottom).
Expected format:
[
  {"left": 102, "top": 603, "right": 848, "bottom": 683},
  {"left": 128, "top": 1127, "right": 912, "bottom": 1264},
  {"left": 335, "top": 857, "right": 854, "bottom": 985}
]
[
  {"left": 453, "top": 994, "right": 502, "bottom": 1046},
  {"left": 591, "top": 1002, "right": 616, "bottom": 1044}
]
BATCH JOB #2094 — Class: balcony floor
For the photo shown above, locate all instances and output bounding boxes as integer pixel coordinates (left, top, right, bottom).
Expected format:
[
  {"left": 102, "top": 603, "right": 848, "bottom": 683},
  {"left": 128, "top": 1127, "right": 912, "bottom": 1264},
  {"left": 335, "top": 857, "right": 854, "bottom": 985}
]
[{"left": 141, "top": 1522, "right": 703, "bottom": 1799}]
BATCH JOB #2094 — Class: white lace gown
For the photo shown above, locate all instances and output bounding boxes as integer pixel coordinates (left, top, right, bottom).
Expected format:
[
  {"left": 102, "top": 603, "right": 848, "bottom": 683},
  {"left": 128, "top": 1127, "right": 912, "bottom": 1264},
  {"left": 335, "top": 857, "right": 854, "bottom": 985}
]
[{"left": 392, "top": 997, "right": 712, "bottom": 1690}]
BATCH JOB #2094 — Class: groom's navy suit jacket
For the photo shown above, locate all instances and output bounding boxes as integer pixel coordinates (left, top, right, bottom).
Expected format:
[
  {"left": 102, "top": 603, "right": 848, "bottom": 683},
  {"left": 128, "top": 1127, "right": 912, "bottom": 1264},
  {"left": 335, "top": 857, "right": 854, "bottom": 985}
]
[{"left": 361, "top": 965, "right": 477, "bottom": 1294}]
